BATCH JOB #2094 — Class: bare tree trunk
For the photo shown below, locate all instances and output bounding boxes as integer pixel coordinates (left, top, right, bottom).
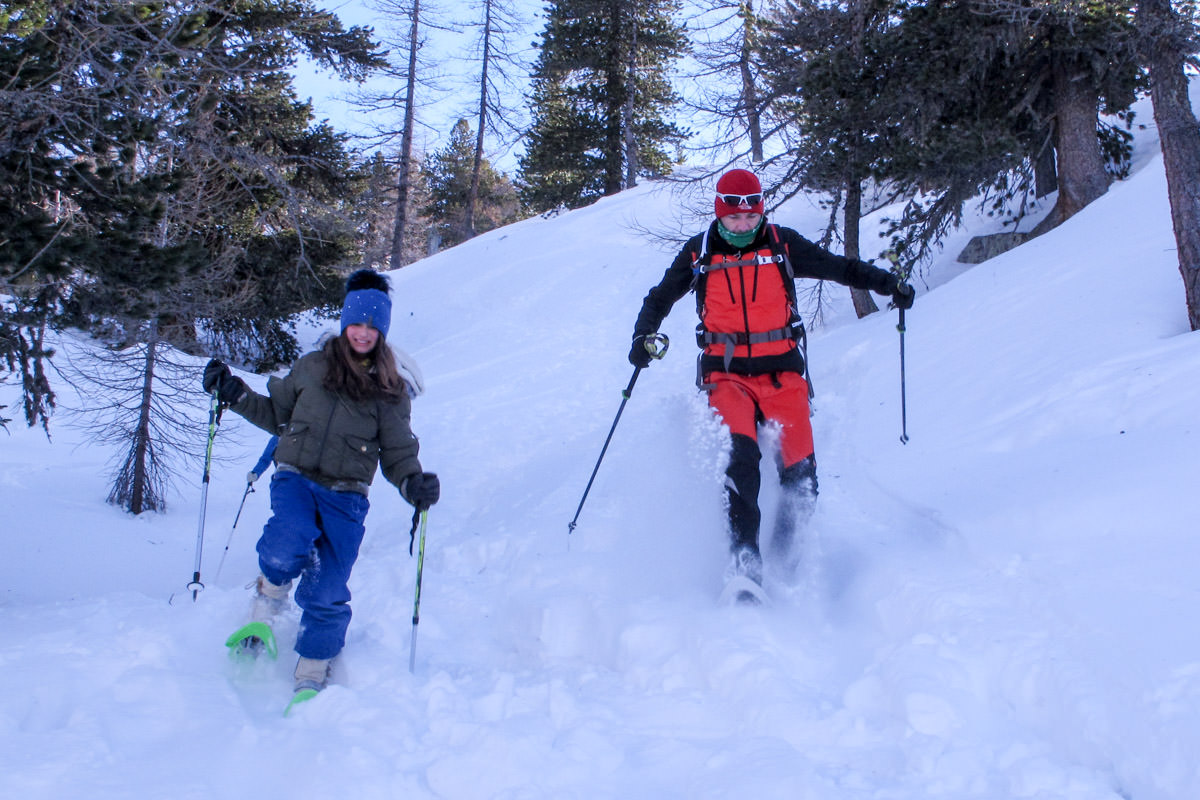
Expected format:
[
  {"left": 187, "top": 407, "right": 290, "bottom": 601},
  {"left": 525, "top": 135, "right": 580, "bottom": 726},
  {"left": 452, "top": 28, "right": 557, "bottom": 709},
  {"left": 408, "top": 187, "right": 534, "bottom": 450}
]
[
  {"left": 1140, "top": 0, "right": 1200, "bottom": 330},
  {"left": 1033, "top": 50, "right": 1111, "bottom": 235},
  {"left": 738, "top": 0, "right": 764, "bottom": 162},
  {"left": 844, "top": 178, "right": 862, "bottom": 260},
  {"left": 845, "top": 0, "right": 877, "bottom": 318},
  {"left": 109, "top": 324, "right": 162, "bottom": 514},
  {"left": 389, "top": 0, "right": 421, "bottom": 268},
  {"left": 844, "top": 178, "right": 879, "bottom": 318},
  {"left": 466, "top": 0, "right": 494, "bottom": 241},
  {"left": 128, "top": 326, "right": 158, "bottom": 514},
  {"left": 1033, "top": 129, "right": 1058, "bottom": 199}
]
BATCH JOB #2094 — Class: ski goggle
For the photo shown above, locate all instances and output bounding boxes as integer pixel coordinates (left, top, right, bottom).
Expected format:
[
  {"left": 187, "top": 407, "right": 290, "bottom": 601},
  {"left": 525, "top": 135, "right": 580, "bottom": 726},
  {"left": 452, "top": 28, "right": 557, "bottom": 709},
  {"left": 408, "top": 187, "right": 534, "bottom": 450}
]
[{"left": 718, "top": 193, "right": 762, "bottom": 208}]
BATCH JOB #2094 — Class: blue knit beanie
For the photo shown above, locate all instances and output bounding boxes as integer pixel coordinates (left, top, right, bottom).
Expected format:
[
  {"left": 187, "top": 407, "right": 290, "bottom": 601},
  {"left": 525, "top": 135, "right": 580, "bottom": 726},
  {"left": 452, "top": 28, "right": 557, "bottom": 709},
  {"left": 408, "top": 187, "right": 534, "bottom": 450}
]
[{"left": 340, "top": 269, "right": 392, "bottom": 339}]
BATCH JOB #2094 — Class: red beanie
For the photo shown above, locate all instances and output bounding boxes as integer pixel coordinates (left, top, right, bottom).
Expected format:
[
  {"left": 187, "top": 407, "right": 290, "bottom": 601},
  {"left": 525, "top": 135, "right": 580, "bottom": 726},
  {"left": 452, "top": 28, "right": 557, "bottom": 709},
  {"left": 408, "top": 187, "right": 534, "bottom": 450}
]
[{"left": 714, "top": 169, "right": 765, "bottom": 218}]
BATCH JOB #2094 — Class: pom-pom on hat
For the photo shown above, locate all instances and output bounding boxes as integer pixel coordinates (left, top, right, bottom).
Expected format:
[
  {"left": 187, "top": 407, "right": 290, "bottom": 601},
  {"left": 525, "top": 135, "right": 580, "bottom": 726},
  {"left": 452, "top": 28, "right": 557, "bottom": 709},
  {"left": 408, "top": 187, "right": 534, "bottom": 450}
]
[
  {"left": 714, "top": 169, "right": 765, "bottom": 218},
  {"left": 341, "top": 269, "right": 392, "bottom": 340}
]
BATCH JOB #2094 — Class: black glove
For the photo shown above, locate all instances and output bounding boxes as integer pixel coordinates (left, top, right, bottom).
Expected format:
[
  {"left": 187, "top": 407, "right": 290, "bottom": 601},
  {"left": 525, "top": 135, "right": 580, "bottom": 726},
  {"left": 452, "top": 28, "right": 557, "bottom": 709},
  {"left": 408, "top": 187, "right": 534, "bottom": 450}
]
[
  {"left": 202, "top": 358, "right": 247, "bottom": 405},
  {"left": 403, "top": 472, "right": 440, "bottom": 510},
  {"left": 892, "top": 282, "right": 916, "bottom": 310},
  {"left": 628, "top": 335, "right": 653, "bottom": 369}
]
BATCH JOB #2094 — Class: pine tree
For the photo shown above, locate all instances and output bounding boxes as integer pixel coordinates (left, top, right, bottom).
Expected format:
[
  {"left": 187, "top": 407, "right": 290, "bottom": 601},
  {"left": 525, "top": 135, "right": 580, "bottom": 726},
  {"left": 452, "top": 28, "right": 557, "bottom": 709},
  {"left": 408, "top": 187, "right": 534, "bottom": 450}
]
[
  {"left": 759, "top": 0, "right": 1140, "bottom": 271},
  {"left": 875, "top": 0, "right": 1139, "bottom": 251},
  {"left": 422, "top": 119, "right": 519, "bottom": 248},
  {"left": 0, "top": 1, "right": 201, "bottom": 432},
  {"left": 757, "top": 0, "right": 902, "bottom": 316},
  {"left": 0, "top": 1, "right": 384, "bottom": 510},
  {"left": 1, "top": 1, "right": 384, "bottom": 388},
  {"left": 519, "top": 0, "right": 689, "bottom": 212}
]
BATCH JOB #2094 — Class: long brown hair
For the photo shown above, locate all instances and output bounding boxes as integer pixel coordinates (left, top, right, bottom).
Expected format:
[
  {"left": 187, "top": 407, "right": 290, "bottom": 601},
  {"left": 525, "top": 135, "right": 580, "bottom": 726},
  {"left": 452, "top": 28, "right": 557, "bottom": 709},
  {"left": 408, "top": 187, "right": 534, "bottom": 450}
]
[{"left": 321, "top": 331, "right": 406, "bottom": 402}]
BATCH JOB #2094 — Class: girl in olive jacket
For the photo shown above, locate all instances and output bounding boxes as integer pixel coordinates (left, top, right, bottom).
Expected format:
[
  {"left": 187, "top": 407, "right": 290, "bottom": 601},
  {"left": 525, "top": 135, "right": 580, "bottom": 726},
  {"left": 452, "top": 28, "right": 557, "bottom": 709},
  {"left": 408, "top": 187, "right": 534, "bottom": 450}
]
[{"left": 204, "top": 270, "right": 439, "bottom": 694}]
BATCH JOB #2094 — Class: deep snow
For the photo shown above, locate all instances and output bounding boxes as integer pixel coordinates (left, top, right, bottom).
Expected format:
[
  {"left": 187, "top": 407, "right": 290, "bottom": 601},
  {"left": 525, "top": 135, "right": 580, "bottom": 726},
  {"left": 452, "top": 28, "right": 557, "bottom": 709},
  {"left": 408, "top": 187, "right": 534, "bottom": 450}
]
[{"left": 2, "top": 103, "right": 1199, "bottom": 799}]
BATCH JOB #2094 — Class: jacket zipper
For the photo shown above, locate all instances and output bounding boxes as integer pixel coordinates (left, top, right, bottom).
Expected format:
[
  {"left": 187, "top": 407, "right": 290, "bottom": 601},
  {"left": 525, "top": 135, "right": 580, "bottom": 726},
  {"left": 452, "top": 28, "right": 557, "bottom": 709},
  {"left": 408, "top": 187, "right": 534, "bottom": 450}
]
[
  {"left": 737, "top": 255, "right": 753, "bottom": 357},
  {"left": 316, "top": 398, "right": 338, "bottom": 467}
]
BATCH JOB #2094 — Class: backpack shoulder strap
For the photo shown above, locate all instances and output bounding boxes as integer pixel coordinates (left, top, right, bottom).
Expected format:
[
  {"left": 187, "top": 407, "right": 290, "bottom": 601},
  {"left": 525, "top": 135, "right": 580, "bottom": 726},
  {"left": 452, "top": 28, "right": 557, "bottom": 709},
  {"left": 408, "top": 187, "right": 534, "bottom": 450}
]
[
  {"left": 689, "top": 228, "right": 711, "bottom": 293},
  {"left": 690, "top": 229, "right": 711, "bottom": 271},
  {"left": 767, "top": 224, "right": 798, "bottom": 304},
  {"left": 767, "top": 224, "right": 813, "bottom": 398}
]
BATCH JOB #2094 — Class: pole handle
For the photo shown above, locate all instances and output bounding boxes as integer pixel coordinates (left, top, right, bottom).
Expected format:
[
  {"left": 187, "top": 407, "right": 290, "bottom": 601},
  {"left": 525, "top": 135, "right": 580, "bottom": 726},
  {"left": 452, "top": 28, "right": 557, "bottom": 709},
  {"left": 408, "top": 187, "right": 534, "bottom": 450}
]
[{"left": 642, "top": 332, "right": 669, "bottom": 360}]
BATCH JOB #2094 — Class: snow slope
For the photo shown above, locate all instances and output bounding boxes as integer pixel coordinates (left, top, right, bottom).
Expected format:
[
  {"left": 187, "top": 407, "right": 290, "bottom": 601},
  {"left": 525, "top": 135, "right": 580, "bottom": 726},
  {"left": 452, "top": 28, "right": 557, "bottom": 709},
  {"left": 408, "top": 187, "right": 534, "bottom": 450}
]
[{"left": 2, "top": 111, "right": 1199, "bottom": 799}]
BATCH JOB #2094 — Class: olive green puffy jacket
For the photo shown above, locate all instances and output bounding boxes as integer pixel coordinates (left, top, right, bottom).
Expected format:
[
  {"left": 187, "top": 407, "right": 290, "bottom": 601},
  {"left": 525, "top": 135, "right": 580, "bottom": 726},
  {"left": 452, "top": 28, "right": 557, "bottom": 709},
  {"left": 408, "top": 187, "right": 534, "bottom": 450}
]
[{"left": 230, "top": 350, "right": 421, "bottom": 493}]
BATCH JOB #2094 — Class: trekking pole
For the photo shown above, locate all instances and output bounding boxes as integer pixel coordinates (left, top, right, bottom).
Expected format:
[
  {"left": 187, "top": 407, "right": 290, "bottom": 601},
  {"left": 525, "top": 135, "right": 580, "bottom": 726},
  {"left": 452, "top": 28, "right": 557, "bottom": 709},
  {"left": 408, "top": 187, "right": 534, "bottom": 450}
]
[
  {"left": 187, "top": 392, "right": 223, "bottom": 601},
  {"left": 898, "top": 307, "right": 909, "bottom": 444},
  {"left": 567, "top": 333, "right": 669, "bottom": 536},
  {"left": 408, "top": 508, "right": 429, "bottom": 673},
  {"left": 213, "top": 436, "right": 278, "bottom": 584},
  {"left": 885, "top": 250, "right": 911, "bottom": 445}
]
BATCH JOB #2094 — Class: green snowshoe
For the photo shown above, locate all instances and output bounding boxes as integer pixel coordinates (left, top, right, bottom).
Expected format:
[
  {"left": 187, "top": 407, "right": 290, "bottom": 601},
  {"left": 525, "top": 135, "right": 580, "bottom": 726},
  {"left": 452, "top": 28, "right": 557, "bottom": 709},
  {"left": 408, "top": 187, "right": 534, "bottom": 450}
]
[{"left": 225, "top": 621, "right": 279, "bottom": 661}]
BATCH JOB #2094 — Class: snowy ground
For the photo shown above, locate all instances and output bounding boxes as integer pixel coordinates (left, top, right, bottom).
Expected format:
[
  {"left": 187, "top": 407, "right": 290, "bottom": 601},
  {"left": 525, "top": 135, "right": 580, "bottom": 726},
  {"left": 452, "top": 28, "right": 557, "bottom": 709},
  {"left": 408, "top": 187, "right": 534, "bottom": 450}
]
[{"left": 2, "top": 102, "right": 1199, "bottom": 799}]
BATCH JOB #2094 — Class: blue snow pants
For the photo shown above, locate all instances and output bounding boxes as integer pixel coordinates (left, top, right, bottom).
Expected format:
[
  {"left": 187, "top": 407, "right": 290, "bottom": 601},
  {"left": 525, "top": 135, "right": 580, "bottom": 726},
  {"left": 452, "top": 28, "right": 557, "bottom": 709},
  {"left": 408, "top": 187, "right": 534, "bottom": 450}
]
[{"left": 256, "top": 470, "right": 370, "bottom": 660}]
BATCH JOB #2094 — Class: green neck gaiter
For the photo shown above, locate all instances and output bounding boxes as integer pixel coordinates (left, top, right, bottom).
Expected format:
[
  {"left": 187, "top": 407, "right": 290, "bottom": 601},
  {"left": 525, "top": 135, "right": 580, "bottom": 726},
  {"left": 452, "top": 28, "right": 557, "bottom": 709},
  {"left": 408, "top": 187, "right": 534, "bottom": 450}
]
[{"left": 717, "top": 220, "right": 761, "bottom": 249}]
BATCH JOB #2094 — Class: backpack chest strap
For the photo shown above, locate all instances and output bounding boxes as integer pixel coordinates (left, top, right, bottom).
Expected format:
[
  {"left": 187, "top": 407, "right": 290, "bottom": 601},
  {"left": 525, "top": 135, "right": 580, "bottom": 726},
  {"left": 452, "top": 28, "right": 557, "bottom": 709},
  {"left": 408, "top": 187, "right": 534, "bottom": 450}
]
[{"left": 695, "top": 252, "right": 784, "bottom": 274}]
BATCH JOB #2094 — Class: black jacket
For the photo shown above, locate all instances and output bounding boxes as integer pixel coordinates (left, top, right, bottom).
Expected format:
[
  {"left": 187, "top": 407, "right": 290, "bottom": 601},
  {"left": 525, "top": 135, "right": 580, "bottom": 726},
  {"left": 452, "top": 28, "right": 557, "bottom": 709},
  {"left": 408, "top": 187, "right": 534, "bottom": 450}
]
[{"left": 632, "top": 218, "right": 901, "bottom": 376}]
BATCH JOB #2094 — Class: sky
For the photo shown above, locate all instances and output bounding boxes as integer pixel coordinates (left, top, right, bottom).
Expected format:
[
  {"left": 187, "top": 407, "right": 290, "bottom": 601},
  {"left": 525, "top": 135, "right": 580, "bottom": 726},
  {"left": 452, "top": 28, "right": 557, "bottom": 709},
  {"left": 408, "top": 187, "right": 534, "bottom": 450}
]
[
  {"left": 293, "top": 0, "right": 542, "bottom": 172},
  {"left": 292, "top": 0, "right": 741, "bottom": 174},
  {"left": 1, "top": 90, "right": 1199, "bottom": 798}
]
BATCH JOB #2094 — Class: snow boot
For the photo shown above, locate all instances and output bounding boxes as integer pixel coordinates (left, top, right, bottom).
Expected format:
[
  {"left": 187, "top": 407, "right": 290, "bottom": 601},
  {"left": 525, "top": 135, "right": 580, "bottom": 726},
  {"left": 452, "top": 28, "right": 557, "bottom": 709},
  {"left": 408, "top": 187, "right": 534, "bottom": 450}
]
[
  {"left": 768, "top": 457, "right": 818, "bottom": 579},
  {"left": 726, "top": 544, "right": 764, "bottom": 584},
  {"left": 251, "top": 574, "right": 292, "bottom": 623},
  {"left": 293, "top": 656, "right": 331, "bottom": 694},
  {"left": 721, "top": 544, "right": 767, "bottom": 605},
  {"left": 285, "top": 656, "right": 332, "bottom": 716}
]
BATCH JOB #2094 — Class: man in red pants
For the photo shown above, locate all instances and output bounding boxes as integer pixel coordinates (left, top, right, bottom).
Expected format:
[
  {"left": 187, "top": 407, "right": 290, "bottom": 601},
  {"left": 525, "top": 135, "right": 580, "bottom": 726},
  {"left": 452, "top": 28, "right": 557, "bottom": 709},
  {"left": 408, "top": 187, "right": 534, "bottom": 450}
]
[{"left": 629, "top": 168, "right": 914, "bottom": 600}]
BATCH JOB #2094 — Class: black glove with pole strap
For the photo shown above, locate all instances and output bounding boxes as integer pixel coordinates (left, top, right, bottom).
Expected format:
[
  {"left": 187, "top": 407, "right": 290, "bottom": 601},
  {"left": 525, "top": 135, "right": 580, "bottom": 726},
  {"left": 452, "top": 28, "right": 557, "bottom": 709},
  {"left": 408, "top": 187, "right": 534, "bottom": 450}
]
[
  {"left": 628, "top": 335, "right": 654, "bottom": 368},
  {"left": 892, "top": 282, "right": 915, "bottom": 310},
  {"left": 402, "top": 472, "right": 440, "bottom": 510},
  {"left": 202, "top": 359, "right": 247, "bottom": 405},
  {"left": 882, "top": 251, "right": 915, "bottom": 310}
]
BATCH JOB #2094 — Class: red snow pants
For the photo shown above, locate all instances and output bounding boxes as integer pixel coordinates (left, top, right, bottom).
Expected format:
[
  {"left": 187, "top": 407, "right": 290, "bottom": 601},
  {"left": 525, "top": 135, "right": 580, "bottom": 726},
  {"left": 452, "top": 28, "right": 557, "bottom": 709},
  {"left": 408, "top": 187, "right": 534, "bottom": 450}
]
[{"left": 705, "top": 371, "right": 814, "bottom": 468}]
